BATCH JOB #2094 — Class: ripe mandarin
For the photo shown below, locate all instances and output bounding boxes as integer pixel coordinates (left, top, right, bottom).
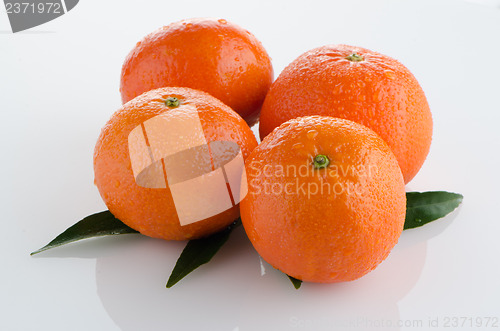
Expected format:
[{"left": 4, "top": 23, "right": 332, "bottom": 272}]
[
  {"left": 94, "top": 87, "right": 257, "bottom": 240},
  {"left": 241, "top": 116, "right": 406, "bottom": 283}
]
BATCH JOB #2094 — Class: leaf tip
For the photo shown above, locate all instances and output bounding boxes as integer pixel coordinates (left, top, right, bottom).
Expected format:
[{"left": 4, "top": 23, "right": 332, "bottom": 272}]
[
  {"left": 166, "top": 278, "right": 177, "bottom": 289},
  {"left": 287, "top": 275, "right": 303, "bottom": 289},
  {"left": 30, "top": 246, "right": 47, "bottom": 256}
]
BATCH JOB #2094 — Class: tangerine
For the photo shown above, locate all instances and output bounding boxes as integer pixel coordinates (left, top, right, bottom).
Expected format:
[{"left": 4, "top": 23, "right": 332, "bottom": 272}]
[
  {"left": 94, "top": 87, "right": 258, "bottom": 240},
  {"left": 241, "top": 116, "right": 406, "bottom": 283}
]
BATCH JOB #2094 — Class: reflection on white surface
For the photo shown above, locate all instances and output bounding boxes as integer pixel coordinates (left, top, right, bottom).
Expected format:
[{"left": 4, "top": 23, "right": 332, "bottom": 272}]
[
  {"left": 89, "top": 208, "right": 460, "bottom": 330},
  {"left": 259, "top": 256, "right": 267, "bottom": 276},
  {"left": 91, "top": 223, "right": 438, "bottom": 331}
]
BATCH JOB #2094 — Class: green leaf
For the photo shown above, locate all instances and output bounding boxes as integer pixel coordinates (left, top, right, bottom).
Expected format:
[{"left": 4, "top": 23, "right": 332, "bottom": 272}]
[
  {"left": 288, "top": 275, "right": 302, "bottom": 289},
  {"left": 30, "top": 210, "right": 138, "bottom": 255},
  {"left": 166, "top": 219, "right": 241, "bottom": 288},
  {"left": 404, "top": 191, "right": 463, "bottom": 230}
]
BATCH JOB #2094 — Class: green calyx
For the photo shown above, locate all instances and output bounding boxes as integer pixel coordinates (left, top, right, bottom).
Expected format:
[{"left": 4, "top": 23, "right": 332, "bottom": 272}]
[
  {"left": 165, "top": 97, "right": 180, "bottom": 108},
  {"left": 313, "top": 154, "right": 330, "bottom": 169},
  {"left": 345, "top": 53, "right": 364, "bottom": 62}
]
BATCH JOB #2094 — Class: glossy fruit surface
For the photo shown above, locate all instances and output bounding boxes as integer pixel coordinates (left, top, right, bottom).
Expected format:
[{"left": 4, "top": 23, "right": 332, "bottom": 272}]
[{"left": 241, "top": 115, "right": 406, "bottom": 283}]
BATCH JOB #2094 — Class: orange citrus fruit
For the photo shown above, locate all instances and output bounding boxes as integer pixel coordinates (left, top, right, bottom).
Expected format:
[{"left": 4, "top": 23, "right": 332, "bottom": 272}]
[
  {"left": 259, "top": 44, "right": 432, "bottom": 183},
  {"left": 120, "top": 17, "right": 274, "bottom": 127},
  {"left": 94, "top": 87, "right": 258, "bottom": 240},
  {"left": 241, "top": 115, "right": 406, "bottom": 283}
]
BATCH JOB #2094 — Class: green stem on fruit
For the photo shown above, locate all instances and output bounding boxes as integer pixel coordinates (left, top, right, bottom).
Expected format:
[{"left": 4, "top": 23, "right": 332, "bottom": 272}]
[
  {"left": 165, "top": 97, "right": 180, "bottom": 108},
  {"left": 346, "top": 53, "right": 364, "bottom": 62},
  {"left": 313, "top": 154, "right": 330, "bottom": 169}
]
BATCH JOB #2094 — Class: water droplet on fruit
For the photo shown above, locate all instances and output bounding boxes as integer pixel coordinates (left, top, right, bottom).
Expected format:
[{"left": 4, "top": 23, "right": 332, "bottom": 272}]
[
  {"left": 218, "top": 19, "right": 227, "bottom": 24},
  {"left": 307, "top": 130, "right": 319, "bottom": 139},
  {"left": 357, "top": 80, "right": 366, "bottom": 88},
  {"left": 292, "top": 143, "right": 304, "bottom": 150},
  {"left": 384, "top": 70, "right": 396, "bottom": 80}
]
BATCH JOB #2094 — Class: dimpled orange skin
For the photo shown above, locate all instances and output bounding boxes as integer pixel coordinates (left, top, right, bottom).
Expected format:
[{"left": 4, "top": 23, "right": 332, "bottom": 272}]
[
  {"left": 94, "top": 87, "right": 258, "bottom": 240},
  {"left": 120, "top": 18, "right": 274, "bottom": 127},
  {"left": 241, "top": 116, "right": 406, "bottom": 283},
  {"left": 259, "top": 44, "right": 432, "bottom": 183}
]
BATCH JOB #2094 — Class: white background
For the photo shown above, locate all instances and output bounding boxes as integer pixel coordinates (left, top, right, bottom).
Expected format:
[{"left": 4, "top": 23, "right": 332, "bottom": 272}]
[{"left": 1, "top": 0, "right": 500, "bottom": 330}]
